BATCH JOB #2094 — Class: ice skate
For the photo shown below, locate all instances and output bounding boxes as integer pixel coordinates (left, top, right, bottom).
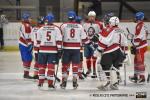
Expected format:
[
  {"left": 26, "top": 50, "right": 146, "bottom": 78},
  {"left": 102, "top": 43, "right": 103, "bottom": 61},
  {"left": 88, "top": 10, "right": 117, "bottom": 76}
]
[
  {"left": 48, "top": 84, "right": 56, "bottom": 90},
  {"left": 85, "top": 69, "right": 91, "bottom": 77},
  {"left": 23, "top": 74, "right": 33, "bottom": 80},
  {"left": 73, "top": 79, "right": 78, "bottom": 89},
  {"left": 60, "top": 81, "right": 67, "bottom": 89},
  {"left": 91, "top": 72, "right": 97, "bottom": 78},
  {"left": 137, "top": 78, "right": 145, "bottom": 84},
  {"left": 129, "top": 75, "right": 138, "bottom": 83},
  {"left": 110, "top": 83, "right": 119, "bottom": 90},
  {"left": 38, "top": 83, "right": 43, "bottom": 90},
  {"left": 33, "top": 75, "right": 39, "bottom": 80},
  {"left": 147, "top": 74, "right": 150, "bottom": 83}
]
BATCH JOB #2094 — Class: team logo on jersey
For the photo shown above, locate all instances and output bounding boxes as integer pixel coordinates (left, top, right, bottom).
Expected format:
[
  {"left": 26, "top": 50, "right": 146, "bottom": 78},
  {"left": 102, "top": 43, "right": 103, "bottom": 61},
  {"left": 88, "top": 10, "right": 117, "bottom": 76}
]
[{"left": 87, "top": 27, "right": 95, "bottom": 37}]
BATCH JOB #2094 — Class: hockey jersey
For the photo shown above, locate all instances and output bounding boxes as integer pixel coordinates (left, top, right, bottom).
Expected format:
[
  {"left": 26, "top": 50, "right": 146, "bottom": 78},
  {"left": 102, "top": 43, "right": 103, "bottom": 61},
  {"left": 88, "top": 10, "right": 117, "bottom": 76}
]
[
  {"left": 18, "top": 22, "right": 32, "bottom": 47},
  {"left": 133, "top": 21, "right": 148, "bottom": 49},
  {"left": 98, "top": 26, "right": 125, "bottom": 54},
  {"left": 31, "top": 25, "right": 42, "bottom": 53},
  {"left": 37, "top": 24, "right": 62, "bottom": 53},
  {"left": 61, "top": 22, "right": 89, "bottom": 49},
  {"left": 83, "top": 20, "right": 103, "bottom": 40}
]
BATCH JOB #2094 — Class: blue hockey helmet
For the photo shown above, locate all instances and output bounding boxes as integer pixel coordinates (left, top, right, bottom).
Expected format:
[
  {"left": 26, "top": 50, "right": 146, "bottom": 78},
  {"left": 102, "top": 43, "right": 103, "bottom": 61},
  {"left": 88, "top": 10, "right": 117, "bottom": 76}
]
[
  {"left": 45, "top": 13, "right": 54, "bottom": 23},
  {"left": 22, "top": 12, "right": 31, "bottom": 20},
  {"left": 135, "top": 12, "right": 144, "bottom": 21},
  {"left": 76, "top": 16, "right": 82, "bottom": 23},
  {"left": 103, "top": 12, "right": 114, "bottom": 25},
  {"left": 67, "top": 11, "right": 76, "bottom": 20}
]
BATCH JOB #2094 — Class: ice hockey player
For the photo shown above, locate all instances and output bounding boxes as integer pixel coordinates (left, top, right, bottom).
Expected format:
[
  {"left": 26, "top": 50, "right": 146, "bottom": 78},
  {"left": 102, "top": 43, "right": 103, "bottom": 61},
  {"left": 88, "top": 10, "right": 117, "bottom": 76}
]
[
  {"left": 31, "top": 16, "right": 44, "bottom": 79},
  {"left": 102, "top": 12, "right": 128, "bottom": 84},
  {"left": 60, "top": 11, "right": 89, "bottom": 89},
  {"left": 83, "top": 11, "right": 103, "bottom": 78},
  {"left": 93, "top": 16, "right": 126, "bottom": 90},
  {"left": 18, "top": 12, "right": 33, "bottom": 79},
  {"left": 129, "top": 12, "right": 148, "bottom": 83},
  {"left": 37, "top": 13, "right": 62, "bottom": 89},
  {"left": 75, "top": 16, "right": 86, "bottom": 80}
]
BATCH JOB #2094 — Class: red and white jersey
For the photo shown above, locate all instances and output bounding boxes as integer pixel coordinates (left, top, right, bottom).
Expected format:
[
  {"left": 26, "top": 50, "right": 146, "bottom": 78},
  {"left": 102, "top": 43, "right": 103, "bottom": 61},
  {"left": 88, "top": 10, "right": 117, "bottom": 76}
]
[
  {"left": 31, "top": 25, "right": 42, "bottom": 53},
  {"left": 83, "top": 20, "right": 103, "bottom": 40},
  {"left": 61, "top": 22, "right": 89, "bottom": 49},
  {"left": 37, "top": 24, "right": 62, "bottom": 53},
  {"left": 133, "top": 21, "right": 148, "bottom": 49},
  {"left": 18, "top": 22, "right": 32, "bottom": 47},
  {"left": 98, "top": 26, "right": 123, "bottom": 54}
]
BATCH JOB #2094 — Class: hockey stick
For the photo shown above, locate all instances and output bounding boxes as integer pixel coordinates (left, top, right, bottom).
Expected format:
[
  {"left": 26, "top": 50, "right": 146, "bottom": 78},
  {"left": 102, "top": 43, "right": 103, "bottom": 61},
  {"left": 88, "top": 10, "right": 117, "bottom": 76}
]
[{"left": 53, "top": 59, "right": 60, "bottom": 86}]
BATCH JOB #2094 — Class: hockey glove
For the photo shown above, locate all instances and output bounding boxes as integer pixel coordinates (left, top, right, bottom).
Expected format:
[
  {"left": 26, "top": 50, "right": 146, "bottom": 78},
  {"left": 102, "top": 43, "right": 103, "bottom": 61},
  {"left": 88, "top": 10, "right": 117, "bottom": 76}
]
[
  {"left": 130, "top": 46, "right": 136, "bottom": 55},
  {"left": 91, "top": 34, "right": 99, "bottom": 42}
]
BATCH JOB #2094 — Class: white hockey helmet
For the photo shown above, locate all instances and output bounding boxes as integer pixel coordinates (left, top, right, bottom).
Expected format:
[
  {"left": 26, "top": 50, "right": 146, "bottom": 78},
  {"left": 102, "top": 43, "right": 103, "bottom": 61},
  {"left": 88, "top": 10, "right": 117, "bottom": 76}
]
[
  {"left": 88, "top": 11, "right": 96, "bottom": 17},
  {"left": 109, "top": 16, "right": 120, "bottom": 26}
]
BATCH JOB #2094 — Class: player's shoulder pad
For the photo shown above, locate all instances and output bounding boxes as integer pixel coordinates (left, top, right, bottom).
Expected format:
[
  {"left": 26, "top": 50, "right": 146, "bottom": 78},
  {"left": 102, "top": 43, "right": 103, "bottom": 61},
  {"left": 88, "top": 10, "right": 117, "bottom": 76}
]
[{"left": 114, "top": 27, "right": 124, "bottom": 33}]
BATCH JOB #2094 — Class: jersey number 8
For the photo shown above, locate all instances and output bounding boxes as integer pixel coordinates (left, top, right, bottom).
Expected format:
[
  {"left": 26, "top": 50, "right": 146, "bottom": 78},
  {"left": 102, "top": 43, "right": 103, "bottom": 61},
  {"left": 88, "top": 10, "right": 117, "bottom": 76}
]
[{"left": 70, "top": 28, "right": 75, "bottom": 38}]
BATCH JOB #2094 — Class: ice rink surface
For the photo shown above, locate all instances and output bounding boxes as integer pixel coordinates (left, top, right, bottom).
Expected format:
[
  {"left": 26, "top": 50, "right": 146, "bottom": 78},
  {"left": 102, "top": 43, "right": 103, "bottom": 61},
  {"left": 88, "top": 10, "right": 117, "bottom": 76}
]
[{"left": 0, "top": 51, "right": 150, "bottom": 100}]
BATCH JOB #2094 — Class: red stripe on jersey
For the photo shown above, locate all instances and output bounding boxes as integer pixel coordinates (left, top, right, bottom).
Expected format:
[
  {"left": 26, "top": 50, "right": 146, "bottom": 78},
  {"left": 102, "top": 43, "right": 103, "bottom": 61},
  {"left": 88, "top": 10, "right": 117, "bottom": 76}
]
[
  {"left": 121, "top": 46, "right": 128, "bottom": 51},
  {"left": 34, "top": 47, "right": 39, "bottom": 51},
  {"left": 104, "top": 44, "right": 119, "bottom": 52},
  {"left": 19, "top": 37, "right": 27, "bottom": 45},
  {"left": 134, "top": 38, "right": 142, "bottom": 42},
  {"left": 63, "top": 42, "right": 80, "bottom": 47},
  {"left": 139, "top": 40, "right": 147, "bottom": 46},
  {"left": 39, "top": 46, "right": 57, "bottom": 51},
  {"left": 135, "top": 21, "right": 143, "bottom": 36},
  {"left": 98, "top": 41, "right": 107, "bottom": 49},
  {"left": 26, "top": 39, "right": 32, "bottom": 43}
]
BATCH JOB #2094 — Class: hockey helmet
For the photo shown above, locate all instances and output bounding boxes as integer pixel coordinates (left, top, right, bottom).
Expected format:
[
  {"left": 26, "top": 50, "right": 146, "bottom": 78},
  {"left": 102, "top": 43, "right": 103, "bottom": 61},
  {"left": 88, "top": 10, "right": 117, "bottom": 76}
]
[
  {"left": 109, "top": 16, "right": 120, "bottom": 26},
  {"left": 22, "top": 12, "right": 31, "bottom": 20},
  {"left": 135, "top": 12, "right": 144, "bottom": 21},
  {"left": 67, "top": 11, "right": 76, "bottom": 20},
  {"left": 88, "top": 11, "right": 96, "bottom": 17},
  {"left": 45, "top": 13, "right": 54, "bottom": 24},
  {"left": 103, "top": 12, "right": 115, "bottom": 25}
]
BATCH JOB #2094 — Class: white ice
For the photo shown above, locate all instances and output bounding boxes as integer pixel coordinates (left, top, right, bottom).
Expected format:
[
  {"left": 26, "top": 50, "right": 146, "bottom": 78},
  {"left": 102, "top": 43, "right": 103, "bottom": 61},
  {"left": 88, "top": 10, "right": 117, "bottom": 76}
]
[{"left": 0, "top": 51, "right": 150, "bottom": 100}]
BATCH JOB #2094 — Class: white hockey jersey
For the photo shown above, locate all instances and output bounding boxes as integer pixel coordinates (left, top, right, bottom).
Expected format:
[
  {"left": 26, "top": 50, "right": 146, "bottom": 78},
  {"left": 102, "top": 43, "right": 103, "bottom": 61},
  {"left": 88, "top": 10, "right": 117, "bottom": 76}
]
[
  {"left": 18, "top": 22, "right": 32, "bottom": 47},
  {"left": 133, "top": 21, "right": 148, "bottom": 49},
  {"left": 37, "top": 24, "right": 62, "bottom": 53},
  {"left": 31, "top": 25, "right": 42, "bottom": 53},
  {"left": 61, "top": 22, "right": 89, "bottom": 49},
  {"left": 83, "top": 20, "right": 103, "bottom": 40},
  {"left": 98, "top": 26, "right": 125, "bottom": 54}
]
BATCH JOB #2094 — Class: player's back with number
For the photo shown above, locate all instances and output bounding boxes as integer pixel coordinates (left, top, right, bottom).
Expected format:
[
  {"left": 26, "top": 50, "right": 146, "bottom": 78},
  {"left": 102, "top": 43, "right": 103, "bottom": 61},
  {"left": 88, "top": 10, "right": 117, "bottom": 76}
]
[
  {"left": 61, "top": 22, "right": 87, "bottom": 49},
  {"left": 37, "top": 24, "right": 62, "bottom": 53}
]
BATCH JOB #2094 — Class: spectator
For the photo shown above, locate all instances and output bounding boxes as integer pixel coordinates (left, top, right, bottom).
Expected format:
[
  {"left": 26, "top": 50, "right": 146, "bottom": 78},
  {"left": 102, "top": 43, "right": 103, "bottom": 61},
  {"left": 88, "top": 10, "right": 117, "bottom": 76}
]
[{"left": 0, "top": 9, "right": 8, "bottom": 50}]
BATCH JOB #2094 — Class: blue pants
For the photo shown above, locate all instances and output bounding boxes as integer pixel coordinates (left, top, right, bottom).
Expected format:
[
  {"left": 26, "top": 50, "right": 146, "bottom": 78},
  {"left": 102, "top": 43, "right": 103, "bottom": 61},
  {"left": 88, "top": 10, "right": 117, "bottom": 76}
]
[
  {"left": 84, "top": 44, "right": 94, "bottom": 58},
  {"left": 38, "top": 53, "right": 57, "bottom": 65},
  {"left": 62, "top": 49, "right": 80, "bottom": 64},
  {"left": 19, "top": 44, "right": 32, "bottom": 62}
]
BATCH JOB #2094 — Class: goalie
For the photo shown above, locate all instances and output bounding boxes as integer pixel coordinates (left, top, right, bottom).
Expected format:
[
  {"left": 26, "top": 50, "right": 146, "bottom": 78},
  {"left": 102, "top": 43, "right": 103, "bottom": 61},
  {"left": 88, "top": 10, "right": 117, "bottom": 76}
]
[{"left": 92, "top": 16, "right": 127, "bottom": 90}]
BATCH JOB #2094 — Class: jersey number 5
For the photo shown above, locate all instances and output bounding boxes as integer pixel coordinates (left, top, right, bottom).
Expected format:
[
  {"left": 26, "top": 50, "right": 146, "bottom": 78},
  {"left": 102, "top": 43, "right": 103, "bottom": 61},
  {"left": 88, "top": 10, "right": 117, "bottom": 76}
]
[
  {"left": 70, "top": 29, "right": 75, "bottom": 38},
  {"left": 46, "top": 31, "right": 51, "bottom": 41}
]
